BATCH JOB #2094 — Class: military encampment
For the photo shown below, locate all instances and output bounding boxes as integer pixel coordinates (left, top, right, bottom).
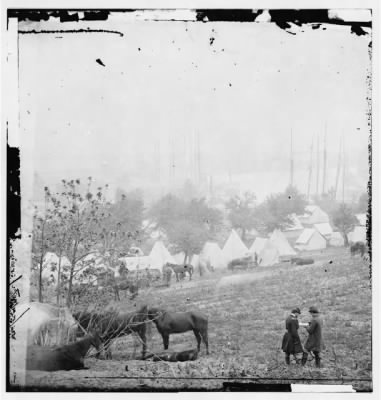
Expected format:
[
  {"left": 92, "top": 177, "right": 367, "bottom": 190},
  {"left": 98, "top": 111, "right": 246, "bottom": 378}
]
[{"left": 8, "top": 8, "right": 372, "bottom": 393}]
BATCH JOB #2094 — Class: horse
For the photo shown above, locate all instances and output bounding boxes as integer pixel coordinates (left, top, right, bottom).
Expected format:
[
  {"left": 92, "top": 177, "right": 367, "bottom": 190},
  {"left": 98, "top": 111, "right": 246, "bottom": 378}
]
[
  {"left": 73, "top": 305, "right": 149, "bottom": 359},
  {"left": 291, "top": 257, "right": 314, "bottom": 266},
  {"left": 26, "top": 332, "right": 102, "bottom": 371},
  {"left": 227, "top": 255, "right": 253, "bottom": 271},
  {"left": 165, "top": 263, "right": 194, "bottom": 282},
  {"left": 142, "top": 348, "right": 198, "bottom": 362},
  {"left": 162, "top": 265, "right": 173, "bottom": 286},
  {"left": 114, "top": 279, "right": 139, "bottom": 301},
  {"left": 147, "top": 307, "right": 209, "bottom": 354},
  {"left": 350, "top": 241, "right": 366, "bottom": 257}
]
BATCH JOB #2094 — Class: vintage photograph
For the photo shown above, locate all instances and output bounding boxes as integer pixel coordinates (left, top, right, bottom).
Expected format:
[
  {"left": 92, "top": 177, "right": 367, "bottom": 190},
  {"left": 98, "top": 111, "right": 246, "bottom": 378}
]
[{"left": 6, "top": 7, "right": 373, "bottom": 392}]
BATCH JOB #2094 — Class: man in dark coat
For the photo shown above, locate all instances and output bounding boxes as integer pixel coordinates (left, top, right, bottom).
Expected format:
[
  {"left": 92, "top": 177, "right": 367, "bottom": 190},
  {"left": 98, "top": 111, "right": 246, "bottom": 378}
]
[
  {"left": 302, "top": 306, "right": 324, "bottom": 368},
  {"left": 281, "top": 307, "right": 306, "bottom": 365}
]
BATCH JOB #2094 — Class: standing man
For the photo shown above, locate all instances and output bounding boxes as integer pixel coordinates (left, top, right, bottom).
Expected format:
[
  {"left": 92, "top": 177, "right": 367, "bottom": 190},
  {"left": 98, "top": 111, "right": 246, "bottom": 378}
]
[
  {"left": 281, "top": 307, "right": 305, "bottom": 365},
  {"left": 302, "top": 306, "right": 323, "bottom": 368}
]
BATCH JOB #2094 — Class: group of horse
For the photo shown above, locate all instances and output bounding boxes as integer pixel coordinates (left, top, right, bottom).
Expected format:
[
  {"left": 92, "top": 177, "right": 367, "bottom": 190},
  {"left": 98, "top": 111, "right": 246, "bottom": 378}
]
[{"left": 26, "top": 305, "right": 209, "bottom": 371}]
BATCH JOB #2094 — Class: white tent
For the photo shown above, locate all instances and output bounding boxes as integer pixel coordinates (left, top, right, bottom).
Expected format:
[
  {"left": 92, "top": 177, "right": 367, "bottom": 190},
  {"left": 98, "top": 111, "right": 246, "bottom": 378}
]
[
  {"left": 329, "top": 232, "right": 345, "bottom": 247},
  {"left": 258, "top": 240, "right": 280, "bottom": 267},
  {"left": 270, "top": 229, "right": 297, "bottom": 259},
  {"left": 295, "top": 228, "right": 327, "bottom": 251},
  {"left": 199, "top": 241, "right": 225, "bottom": 270},
  {"left": 173, "top": 252, "right": 187, "bottom": 264},
  {"left": 149, "top": 241, "right": 175, "bottom": 269},
  {"left": 42, "top": 252, "right": 71, "bottom": 282},
  {"left": 355, "top": 214, "right": 367, "bottom": 226},
  {"left": 222, "top": 229, "right": 249, "bottom": 263},
  {"left": 299, "top": 205, "right": 330, "bottom": 225},
  {"left": 119, "top": 256, "right": 152, "bottom": 272},
  {"left": 191, "top": 254, "right": 200, "bottom": 268},
  {"left": 314, "top": 223, "right": 333, "bottom": 239},
  {"left": 250, "top": 237, "right": 268, "bottom": 255},
  {"left": 348, "top": 226, "right": 366, "bottom": 243}
]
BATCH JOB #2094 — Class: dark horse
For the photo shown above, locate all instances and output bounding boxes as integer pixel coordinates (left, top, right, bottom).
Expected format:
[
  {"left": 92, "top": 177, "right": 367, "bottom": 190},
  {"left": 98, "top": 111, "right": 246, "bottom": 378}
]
[
  {"left": 114, "top": 279, "right": 139, "bottom": 301},
  {"left": 227, "top": 255, "right": 253, "bottom": 271},
  {"left": 26, "top": 332, "right": 102, "bottom": 371},
  {"left": 350, "top": 241, "right": 366, "bottom": 257},
  {"left": 290, "top": 257, "right": 314, "bottom": 266},
  {"left": 142, "top": 348, "right": 198, "bottom": 362},
  {"left": 147, "top": 307, "right": 209, "bottom": 354},
  {"left": 73, "top": 305, "right": 149, "bottom": 359},
  {"left": 165, "top": 263, "right": 194, "bottom": 282}
]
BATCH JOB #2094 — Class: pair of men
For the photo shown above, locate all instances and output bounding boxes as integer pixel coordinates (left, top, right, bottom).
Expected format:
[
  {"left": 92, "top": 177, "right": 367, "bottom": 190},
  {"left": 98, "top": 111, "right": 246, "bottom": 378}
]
[{"left": 281, "top": 306, "right": 323, "bottom": 368}]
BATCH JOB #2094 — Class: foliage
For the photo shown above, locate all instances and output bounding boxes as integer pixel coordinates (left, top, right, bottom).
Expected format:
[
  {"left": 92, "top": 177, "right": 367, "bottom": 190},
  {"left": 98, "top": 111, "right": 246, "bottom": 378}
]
[
  {"left": 225, "top": 192, "right": 257, "bottom": 241},
  {"left": 254, "top": 186, "right": 308, "bottom": 234},
  {"left": 32, "top": 178, "right": 143, "bottom": 306},
  {"left": 331, "top": 203, "right": 358, "bottom": 246},
  {"left": 356, "top": 192, "right": 368, "bottom": 214},
  {"left": 315, "top": 189, "right": 339, "bottom": 219},
  {"left": 149, "top": 195, "right": 223, "bottom": 261}
]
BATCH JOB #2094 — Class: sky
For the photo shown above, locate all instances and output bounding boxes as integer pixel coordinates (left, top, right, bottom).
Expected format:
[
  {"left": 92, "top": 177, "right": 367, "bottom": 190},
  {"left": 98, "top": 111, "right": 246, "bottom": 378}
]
[{"left": 17, "top": 12, "right": 371, "bottom": 203}]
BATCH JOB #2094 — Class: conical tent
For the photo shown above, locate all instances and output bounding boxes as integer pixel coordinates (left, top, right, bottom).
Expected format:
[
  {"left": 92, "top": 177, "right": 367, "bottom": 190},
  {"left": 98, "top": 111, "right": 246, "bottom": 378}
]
[
  {"left": 191, "top": 254, "right": 200, "bottom": 267},
  {"left": 348, "top": 226, "right": 366, "bottom": 243},
  {"left": 42, "top": 252, "right": 71, "bottom": 281},
  {"left": 222, "top": 229, "right": 249, "bottom": 263},
  {"left": 314, "top": 223, "right": 333, "bottom": 239},
  {"left": 269, "top": 229, "right": 297, "bottom": 258},
  {"left": 173, "top": 252, "right": 187, "bottom": 264},
  {"left": 259, "top": 240, "right": 280, "bottom": 266},
  {"left": 329, "top": 232, "right": 344, "bottom": 247},
  {"left": 199, "top": 241, "right": 225, "bottom": 269},
  {"left": 149, "top": 241, "right": 175, "bottom": 269},
  {"left": 295, "top": 228, "right": 326, "bottom": 251},
  {"left": 250, "top": 237, "right": 268, "bottom": 255}
]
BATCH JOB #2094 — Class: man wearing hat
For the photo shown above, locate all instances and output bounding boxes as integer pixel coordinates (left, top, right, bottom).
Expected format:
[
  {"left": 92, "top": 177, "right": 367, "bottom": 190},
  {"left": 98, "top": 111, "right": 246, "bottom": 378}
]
[
  {"left": 281, "top": 307, "right": 306, "bottom": 365},
  {"left": 302, "top": 306, "right": 323, "bottom": 368}
]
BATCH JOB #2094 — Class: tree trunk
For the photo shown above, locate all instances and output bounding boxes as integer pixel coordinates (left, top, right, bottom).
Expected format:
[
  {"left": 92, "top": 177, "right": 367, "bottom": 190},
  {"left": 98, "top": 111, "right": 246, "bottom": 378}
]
[
  {"left": 343, "top": 232, "right": 349, "bottom": 247},
  {"left": 67, "top": 251, "right": 77, "bottom": 308},
  {"left": 38, "top": 253, "right": 44, "bottom": 303},
  {"left": 56, "top": 252, "right": 62, "bottom": 306},
  {"left": 241, "top": 228, "right": 247, "bottom": 243}
]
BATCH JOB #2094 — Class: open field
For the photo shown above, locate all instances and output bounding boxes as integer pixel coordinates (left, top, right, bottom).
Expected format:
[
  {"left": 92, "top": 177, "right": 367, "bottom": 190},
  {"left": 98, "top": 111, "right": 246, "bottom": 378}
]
[{"left": 24, "top": 247, "right": 372, "bottom": 391}]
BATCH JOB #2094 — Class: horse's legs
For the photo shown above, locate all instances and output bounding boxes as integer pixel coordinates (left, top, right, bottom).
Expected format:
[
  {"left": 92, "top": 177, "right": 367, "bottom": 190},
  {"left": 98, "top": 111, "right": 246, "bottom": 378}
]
[
  {"left": 162, "top": 334, "right": 169, "bottom": 350},
  {"left": 193, "top": 330, "right": 202, "bottom": 352},
  {"left": 200, "top": 329, "right": 209, "bottom": 355},
  {"left": 139, "top": 328, "right": 147, "bottom": 359},
  {"left": 189, "top": 271, "right": 192, "bottom": 281}
]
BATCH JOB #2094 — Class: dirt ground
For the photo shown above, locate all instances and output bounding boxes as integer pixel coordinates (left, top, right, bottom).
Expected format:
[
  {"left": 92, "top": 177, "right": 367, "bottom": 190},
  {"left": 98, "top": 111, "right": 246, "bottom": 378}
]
[{"left": 22, "top": 247, "right": 372, "bottom": 391}]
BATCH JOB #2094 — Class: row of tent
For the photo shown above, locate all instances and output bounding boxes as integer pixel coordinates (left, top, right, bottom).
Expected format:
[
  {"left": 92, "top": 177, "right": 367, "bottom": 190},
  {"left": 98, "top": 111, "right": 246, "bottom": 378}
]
[{"left": 41, "top": 221, "right": 368, "bottom": 283}]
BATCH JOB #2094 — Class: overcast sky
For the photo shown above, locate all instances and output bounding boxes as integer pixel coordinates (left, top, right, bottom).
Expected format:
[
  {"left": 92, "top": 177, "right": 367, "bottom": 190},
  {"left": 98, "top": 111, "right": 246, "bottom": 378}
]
[{"left": 18, "top": 12, "right": 371, "bottom": 202}]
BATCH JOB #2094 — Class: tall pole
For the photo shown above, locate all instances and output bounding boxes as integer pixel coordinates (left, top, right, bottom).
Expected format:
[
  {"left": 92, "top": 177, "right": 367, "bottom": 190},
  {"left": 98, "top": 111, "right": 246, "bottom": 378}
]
[
  {"left": 307, "top": 137, "right": 313, "bottom": 200},
  {"left": 334, "top": 136, "right": 342, "bottom": 200},
  {"left": 197, "top": 131, "right": 201, "bottom": 185},
  {"left": 322, "top": 123, "right": 327, "bottom": 195},
  {"left": 290, "top": 129, "right": 294, "bottom": 187},
  {"left": 342, "top": 135, "right": 345, "bottom": 203},
  {"left": 315, "top": 134, "right": 320, "bottom": 197}
]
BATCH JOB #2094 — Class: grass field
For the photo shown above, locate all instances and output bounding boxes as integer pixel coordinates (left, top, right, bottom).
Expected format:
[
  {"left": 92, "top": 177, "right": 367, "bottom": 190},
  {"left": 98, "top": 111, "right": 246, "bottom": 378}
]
[{"left": 25, "top": 247, "right": 372, "bottom": 391}]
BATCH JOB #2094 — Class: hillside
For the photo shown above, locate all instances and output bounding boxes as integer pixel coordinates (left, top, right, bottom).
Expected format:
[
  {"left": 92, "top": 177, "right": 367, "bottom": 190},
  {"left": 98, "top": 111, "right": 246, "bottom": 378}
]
[{"left": 25, "top": 247, "right": 372, "bottom": 391}]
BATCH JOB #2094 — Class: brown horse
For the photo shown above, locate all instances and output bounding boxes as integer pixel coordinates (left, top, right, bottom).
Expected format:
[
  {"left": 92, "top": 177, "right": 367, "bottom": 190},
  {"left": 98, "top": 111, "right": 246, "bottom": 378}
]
[
  {"left": 73, "top": 305, "right": 149, "bottom": 359},
  {"left": 165, "top": 263, "right": 194, "bottom": 282},
  {"left": 147, "top": 307, "right": 209, "bottom": 354},
  {"left": 26, "top": 332, "right": 102, "bottom": 371},
  {"left": 143, "top": 348, "right": 198, "bottom": 362},
  {"left": 350, "top": 241, "right": 366, "bottom": 257}
]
